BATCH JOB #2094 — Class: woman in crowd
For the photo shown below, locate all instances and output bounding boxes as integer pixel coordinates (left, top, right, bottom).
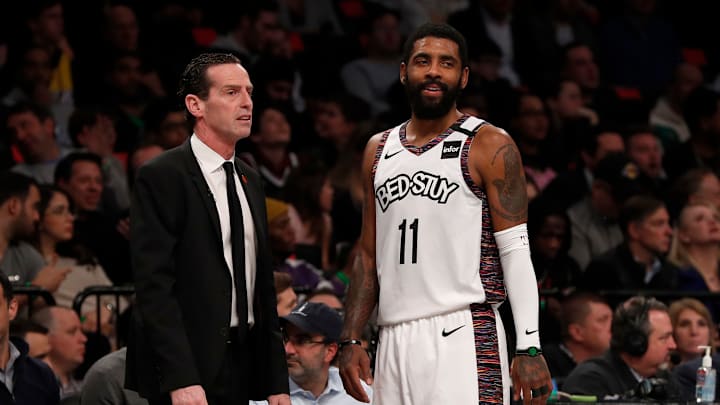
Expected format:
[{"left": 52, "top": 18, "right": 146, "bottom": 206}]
[
  {"left": 669, "top": 298, "right": 715, "bottom": 364},
  {"left": 668, "top": 200, "right": 720, "bottom": 323},
  {"left": 285, "top": 164, "right": 335, "bottom": 271},
  {"left": 32, "top": 185, "right": 126, "bottom": 340}
]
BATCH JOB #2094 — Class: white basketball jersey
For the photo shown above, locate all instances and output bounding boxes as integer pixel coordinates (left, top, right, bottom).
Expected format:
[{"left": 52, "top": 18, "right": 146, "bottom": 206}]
[{"left": 373, "top": 116, "right": 505, "bottom": 326}]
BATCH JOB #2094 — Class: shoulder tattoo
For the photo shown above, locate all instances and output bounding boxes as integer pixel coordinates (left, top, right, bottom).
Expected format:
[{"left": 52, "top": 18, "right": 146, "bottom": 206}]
[{"left": 490, "top": 143, "right": 528, "bottom": 221}]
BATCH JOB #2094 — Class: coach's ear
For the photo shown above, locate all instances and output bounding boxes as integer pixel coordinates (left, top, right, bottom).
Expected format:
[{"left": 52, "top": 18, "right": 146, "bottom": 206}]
[{"left": 185, "top": 94, "right": 202, "bottom": 118}]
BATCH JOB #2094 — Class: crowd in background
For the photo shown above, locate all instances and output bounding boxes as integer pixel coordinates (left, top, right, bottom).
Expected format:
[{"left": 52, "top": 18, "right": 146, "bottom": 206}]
[{"left": 2, "top": 0, "right": 720, "bottom": 402}]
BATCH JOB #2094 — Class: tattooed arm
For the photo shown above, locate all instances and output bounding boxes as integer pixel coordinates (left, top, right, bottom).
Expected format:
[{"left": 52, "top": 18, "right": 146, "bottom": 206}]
[
  {"left": 471, "top": 126, "right": 552, "bottom": 404},
  {"left": 338, "top": 133, "right": 381, "bottom": 403}
]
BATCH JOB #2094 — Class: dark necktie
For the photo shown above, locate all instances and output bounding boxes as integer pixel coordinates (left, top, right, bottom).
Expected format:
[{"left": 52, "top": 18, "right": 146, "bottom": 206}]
[{"left": 222, "top": 161, "right": 248, "bottom": 323}]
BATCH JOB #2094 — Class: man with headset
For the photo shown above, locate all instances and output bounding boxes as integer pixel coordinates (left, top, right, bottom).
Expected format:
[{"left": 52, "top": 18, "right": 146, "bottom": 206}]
[{"left": 562, "top": 296, "right": 679, "bottom": 400}]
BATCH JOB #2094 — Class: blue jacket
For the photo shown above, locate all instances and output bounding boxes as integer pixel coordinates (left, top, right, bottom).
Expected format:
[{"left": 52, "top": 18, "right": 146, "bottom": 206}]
[{"left": 0, "top": 337, "right": 59, "bottom": 405}]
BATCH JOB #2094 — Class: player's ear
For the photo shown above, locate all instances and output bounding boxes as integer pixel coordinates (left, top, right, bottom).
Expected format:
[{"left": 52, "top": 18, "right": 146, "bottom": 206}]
[{"left": 460, "top": 66, "right": 469, "bottom": 90}]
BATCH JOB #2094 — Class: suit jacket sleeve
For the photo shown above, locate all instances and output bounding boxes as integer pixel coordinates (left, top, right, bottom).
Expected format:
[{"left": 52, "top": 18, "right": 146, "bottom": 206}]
[
  {"left": 131, "top": 162, "right": 200, "bottom": 392},
  {"left": 562, "top": 362, "right": 613, "bottom": 397},
  {"left": 242, "top": 162, "right": 289, "bottom": 397}
]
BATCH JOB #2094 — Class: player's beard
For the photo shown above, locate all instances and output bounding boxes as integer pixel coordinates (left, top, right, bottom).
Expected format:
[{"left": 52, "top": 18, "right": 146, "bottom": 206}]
[{"left": 404, "top": 75, "right": 462, "bottom": 120}]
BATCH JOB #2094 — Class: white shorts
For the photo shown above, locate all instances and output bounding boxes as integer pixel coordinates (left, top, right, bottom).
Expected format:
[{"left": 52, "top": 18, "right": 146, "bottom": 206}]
[{"left": 373, "top": 304, "right": 510, "bottom": 405}]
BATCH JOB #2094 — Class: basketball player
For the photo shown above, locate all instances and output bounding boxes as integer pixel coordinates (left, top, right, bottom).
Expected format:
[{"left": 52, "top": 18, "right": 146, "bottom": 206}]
[{"left": 338, "top": 23, "right": 552, "bottom": 405}]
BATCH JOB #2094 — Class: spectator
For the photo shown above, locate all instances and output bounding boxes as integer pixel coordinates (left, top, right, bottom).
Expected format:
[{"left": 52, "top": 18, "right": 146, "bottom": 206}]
[
  {"left": 557, "top": 41, "right": 646, "bottom": 125},
  {"left": 18, "top": 0, "right": 76, "bottom": 147},
  {"left": 266, "top": 197, "right": 344, "bottom": 298},
  {"left": 672, "top": 339, "right": 720, "bottom": 401},
  {"left": 274, "top": 271, "right": 297, "bottom": 318},
  {"left": 210, "top": 1, "right": 285, "bottom": 64},
  {"left": 1, "top": 45, "right": 59, "bottom": 131},
  {"left": 31, "top": 185, "right": 128, "bottom": 338},
  {"left": 562, "top": 296, "right": 679, "bottom": 401},
  {"left": 508, "top": 90, "right": 557, "bottom": 193},
  {"left": 306, "top": 288, "right": 344, "bottom": 316},
  {"left": 559, "top": 42, "right": 599, "bottom": 107},
  {"left": 140, "top": 97, "right": 190, "bottom": 150},
  {"left": 80, "top": 347, "right": 147, "bottom": 405},
  {"left": 128, "top": 143, "right": 163, "bottom": 183},
  {"left": 74, "top": 3, "right": 168, "bottom": 106},
  {"left": 238, "top": 101, "right": 299, "bottom": 199},
  {"left": 251, "top": 302, "right": 372, "bottom": 404},
  {"left": 31, "top": 306, "right": 88, "bottom": 400},
  {"left": 543, "top": 127, "right": 625, "bottom": 211},
  {"left": 666, "top": 168, "right": 720, "bottom": 221},
  {"left": 668, "top": 298, "right": 714, "bottom": 365},
  {"left": 567, "top": 152, "right": 643, "bottom": 269},
  {"left": 0, "top": 172, "right": 69, "bottom": 303},
  {"left": 543, "top": 292, "right": 612, "bottom": 388},
  {"left": 667, "top": 199, "right": 720, "bottom": 323},
  {"left": 5, "top": 102, "right": 73, "bottom": 185},
  {"left": 580, "top": 195, "right": 677, "bottom": 306},
  {"left": 9, "top": 318, "right": 50, "bottom": 360},
  {"left": 286, "top": 164, "right": 335, "bottom": 271},
  {"left": 527, "top": 197, "right": 582, "bottom": 343},
  {"left": 650, "top": 62, "right": 703, "bottom": 147},
  {"left": 523, "top": 0, "right": 596, "bottom": 91},
  {"left": 665, "top": 87, "right": 720, "bottom": 180},
  {"left": 340, "top": 4, "right": 403, "bottom": 117},
  {"left": 249, "top": 55, "right": 301, "bottom": 113},
  {"left": 277, "top": 0, "right": 344, "bottom": 36},
  {"left": 544, "top": 78, "right": 599, "bottom": 171},
  {"left": 623, "top": 125, "right": 668, "bottom": 198},
  {"left": 99, "top": 50, "right": 163, "bottom": 154},
  {"left": 55, "top": 152, "right": 131, "bottom": 286},
  {"left": 67, "top": 106, "right": 130, "bottom": 217},
  {"left": 447, "top": 0, "right": 531, "bottom": 87},
  {"left": 0, "top": 272, "right": 59, "bottom": 405}
]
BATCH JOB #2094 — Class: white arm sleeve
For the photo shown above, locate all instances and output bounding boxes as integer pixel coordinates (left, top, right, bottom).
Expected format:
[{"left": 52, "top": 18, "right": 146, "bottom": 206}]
[{"left": 493, "top": 223, "right": 541, "bottom": 349}]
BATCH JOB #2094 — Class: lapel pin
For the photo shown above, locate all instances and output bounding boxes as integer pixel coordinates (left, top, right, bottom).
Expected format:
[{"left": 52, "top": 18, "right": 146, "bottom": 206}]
[{"left": 241, "top": 174, "right": 248, "bottom": 184}]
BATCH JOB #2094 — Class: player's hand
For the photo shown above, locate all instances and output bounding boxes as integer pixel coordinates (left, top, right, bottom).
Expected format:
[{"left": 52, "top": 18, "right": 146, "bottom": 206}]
[
  {"left": 267, "top": 393, "right": 290, "bottom": 405},
  {"left": 170, "top": 385, "right": 208, "bottom": 405},
  {"left": 511, "top": 354, "right": 552, "bottom": 405},
  {"left": 339, "top": 344, "right": 372, "bottom": 403}
]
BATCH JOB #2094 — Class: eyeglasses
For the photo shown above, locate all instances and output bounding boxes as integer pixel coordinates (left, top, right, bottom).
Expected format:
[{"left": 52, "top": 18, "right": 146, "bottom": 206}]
[
  {"left": 282, "top": 330, "right": 328, "bottom": 347},
  {"left": 46, "top": 206, "right": 74, "bottom": 217}
]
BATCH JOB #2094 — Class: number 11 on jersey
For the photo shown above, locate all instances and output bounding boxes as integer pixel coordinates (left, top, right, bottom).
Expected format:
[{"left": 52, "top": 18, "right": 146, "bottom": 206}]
[{"left": 398, "top": 218, "right": 419, "bottom": 264}]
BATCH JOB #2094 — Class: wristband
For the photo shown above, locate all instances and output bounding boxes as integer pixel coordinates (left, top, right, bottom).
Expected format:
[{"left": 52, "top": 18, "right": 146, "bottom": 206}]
[
  {"left": 515, "top": 346, "right": 542, "bottom": 357},
  {"left": 338, "top": 339, "right": 363, "bottom": 349}
]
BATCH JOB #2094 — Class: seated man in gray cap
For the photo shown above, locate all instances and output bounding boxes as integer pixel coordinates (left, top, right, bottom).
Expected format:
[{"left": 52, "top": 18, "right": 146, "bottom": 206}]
[{"left": 252, "top": 302, "right": 373, "bottom": 404}]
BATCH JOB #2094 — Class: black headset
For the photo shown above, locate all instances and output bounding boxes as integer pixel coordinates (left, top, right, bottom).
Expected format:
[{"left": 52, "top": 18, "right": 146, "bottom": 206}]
[{"left": 612, "top": 296, "right": 652, "bottom": 357}]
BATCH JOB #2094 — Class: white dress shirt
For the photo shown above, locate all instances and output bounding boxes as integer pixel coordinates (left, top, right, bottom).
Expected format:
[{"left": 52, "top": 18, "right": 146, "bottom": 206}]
[{"left": 191, "top": 135, "right": 256, "bottom": 327}]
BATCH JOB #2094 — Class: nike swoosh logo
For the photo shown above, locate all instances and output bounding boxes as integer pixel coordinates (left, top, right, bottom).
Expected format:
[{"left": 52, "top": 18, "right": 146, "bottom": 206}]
[
  {"left": 384, "top": 150, "right": 402, "bottom": 159},
  {"left": 525, "top": 329, "right": 538, "bottom": 335},
  {"left": 441, "top": 325, "right": 465, "bottom": 337}
]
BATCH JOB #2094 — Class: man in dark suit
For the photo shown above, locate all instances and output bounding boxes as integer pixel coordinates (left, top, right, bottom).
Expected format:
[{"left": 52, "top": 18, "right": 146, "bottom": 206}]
[
  {"left": 562, "top": 296, "right": 679, "bottom": 401},
  {"left": 126, "top": 52, "right": 290, "bottom": 405}
]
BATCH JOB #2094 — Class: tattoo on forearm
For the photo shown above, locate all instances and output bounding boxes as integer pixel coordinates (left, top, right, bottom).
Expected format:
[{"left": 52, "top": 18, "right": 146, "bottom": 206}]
[
  {"left": 342, "top": 255, "right": 379, "bottom": 337},
  {"left": 491, "top": 144, "right": 528, "bottom": 222}
]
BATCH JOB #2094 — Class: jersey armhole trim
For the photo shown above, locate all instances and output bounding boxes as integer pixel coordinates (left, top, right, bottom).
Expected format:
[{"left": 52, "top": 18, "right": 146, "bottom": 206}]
[{"left": 371, "top": 128, "right": 393, "bottom": 184}]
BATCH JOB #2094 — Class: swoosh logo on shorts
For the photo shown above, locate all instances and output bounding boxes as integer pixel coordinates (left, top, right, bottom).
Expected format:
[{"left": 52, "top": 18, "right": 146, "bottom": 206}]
[
  {"left": 441, "top": 325, "right": 465, "bottom": 337},
  {"left": 525, "top": 329, "right": 538, "bottom": 335}
]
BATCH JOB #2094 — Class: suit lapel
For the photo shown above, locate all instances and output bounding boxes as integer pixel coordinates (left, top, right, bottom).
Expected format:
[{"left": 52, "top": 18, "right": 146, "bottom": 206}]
[{"left": 182, "top": 141, "right": 223, "bottom": 244}]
